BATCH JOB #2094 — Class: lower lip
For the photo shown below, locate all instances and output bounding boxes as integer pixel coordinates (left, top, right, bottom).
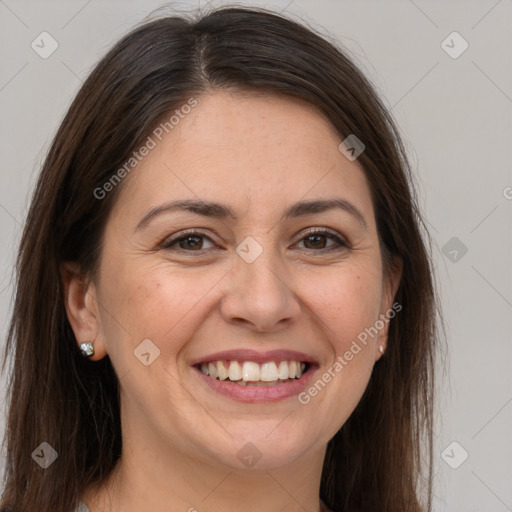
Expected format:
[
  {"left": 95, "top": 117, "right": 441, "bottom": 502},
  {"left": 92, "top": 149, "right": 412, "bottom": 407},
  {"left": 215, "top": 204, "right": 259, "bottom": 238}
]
[{"left": 193, "top": 365, "right": 318, "bottom": 403}]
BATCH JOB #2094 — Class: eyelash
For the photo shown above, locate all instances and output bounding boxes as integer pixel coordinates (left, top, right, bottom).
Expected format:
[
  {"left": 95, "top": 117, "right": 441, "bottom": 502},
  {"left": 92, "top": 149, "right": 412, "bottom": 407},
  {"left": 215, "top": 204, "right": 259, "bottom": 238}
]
[{"left": 160, "top": 228, "right": 350, "bottom": 254}]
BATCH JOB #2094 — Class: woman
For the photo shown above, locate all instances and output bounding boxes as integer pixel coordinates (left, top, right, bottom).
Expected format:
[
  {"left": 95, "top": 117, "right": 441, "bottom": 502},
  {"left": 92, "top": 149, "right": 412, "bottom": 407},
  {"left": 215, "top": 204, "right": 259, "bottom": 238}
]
[{"left": 0, "top": 5, "right": 441, "bottom": 512}]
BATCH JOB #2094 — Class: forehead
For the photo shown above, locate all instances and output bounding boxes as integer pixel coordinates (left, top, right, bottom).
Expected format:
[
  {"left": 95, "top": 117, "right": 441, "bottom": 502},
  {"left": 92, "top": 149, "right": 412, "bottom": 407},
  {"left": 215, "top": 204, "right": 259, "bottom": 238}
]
[{"left": 111, "top": 90, "right": 374, "bottom": 223}]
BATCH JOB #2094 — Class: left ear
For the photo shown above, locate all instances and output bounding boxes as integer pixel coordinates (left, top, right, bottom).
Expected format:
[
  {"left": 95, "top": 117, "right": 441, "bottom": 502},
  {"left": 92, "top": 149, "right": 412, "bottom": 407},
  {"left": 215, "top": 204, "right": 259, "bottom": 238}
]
[{"left": 376, "top": 255, "right": 402, "bottom": 360}]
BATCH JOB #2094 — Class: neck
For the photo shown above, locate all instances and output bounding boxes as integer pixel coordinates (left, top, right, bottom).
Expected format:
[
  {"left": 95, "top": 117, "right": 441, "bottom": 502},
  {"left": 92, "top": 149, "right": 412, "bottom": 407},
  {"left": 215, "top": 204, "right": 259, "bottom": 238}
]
[{"left": 84, "top": 429, "right": 328, "bottom": 512}]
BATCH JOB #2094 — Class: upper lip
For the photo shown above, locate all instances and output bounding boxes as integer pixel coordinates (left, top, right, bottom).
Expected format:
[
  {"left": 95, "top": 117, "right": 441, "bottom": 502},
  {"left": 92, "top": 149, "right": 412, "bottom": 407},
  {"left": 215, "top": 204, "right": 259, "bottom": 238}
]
[{"left": 190, "top": 349, "right": 318, "bottom": 366}]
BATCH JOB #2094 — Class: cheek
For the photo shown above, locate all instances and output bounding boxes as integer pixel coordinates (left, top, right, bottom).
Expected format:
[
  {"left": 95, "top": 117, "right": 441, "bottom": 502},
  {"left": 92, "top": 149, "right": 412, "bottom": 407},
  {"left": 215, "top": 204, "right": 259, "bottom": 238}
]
[
  {"left": 305, "top": 266, "right": 382, "bottom": 348},
  {"left": 300, "top": 268, "right": 380, "bottom": 388},
  {"left": 98, "top": 261, "right": 221, "bottom": 359},
  {"left": 299, "top": 269, "right": 382, "bottom": 427}
]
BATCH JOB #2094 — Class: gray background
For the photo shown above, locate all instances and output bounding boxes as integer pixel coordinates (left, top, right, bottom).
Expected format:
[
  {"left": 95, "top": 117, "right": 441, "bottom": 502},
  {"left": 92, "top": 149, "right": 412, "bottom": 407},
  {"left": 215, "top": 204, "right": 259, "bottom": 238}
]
[{"left": 1, "top": 0, "right": 511, "bottom": 510}]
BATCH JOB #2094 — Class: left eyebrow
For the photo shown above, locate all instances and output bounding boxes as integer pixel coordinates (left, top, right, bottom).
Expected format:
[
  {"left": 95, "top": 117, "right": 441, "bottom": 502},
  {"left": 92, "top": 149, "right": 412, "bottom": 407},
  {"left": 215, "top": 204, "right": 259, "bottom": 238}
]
[{"left": 135, "top": 198, "right": 368, "bottom": 232}]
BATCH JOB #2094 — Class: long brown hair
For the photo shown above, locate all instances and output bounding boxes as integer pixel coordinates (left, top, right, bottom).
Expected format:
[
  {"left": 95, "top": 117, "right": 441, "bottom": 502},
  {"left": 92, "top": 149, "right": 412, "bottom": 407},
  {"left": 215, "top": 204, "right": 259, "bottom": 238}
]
[{"left": 1, "top": 5, "right": 442, "bottom": 512}]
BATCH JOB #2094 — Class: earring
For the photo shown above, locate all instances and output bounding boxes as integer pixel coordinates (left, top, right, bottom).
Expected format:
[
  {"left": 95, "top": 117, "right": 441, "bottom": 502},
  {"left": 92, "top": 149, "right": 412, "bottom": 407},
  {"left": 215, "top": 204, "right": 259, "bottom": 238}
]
[
  {"left": 79, "top": 341, "right": 95, "bottom": 358},
  {"left": 378, "top": 345, "right": 384, "bottom": 354}
]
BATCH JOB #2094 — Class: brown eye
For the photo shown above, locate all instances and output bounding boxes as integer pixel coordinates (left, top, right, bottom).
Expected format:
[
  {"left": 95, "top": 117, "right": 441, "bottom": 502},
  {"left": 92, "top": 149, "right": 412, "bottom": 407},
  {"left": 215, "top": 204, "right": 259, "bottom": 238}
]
[
  {"left": 161, "top": 228, "right": 350, "bottom": 254},
  {"left": 296, "top": 229, "right": 349, "bottom": 252},
  {"left": 176, "top": 235, "right": 204, "bottom": 250},
  {"left": 161, "top": 231, "right": 215, "bottom": 251},
  {"left": 303, "top": 233, "right": 328, "bottom": 250}
]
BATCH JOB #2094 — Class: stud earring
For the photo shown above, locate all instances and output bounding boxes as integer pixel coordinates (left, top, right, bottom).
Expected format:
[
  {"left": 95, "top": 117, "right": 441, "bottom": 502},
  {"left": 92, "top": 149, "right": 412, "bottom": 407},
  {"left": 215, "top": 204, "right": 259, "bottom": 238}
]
[
  {"left": 378, "top": 345, "right": 384, "bottom": 354},
  {"left": 79, "top": 340, "right": 95, "bottom": 358}
]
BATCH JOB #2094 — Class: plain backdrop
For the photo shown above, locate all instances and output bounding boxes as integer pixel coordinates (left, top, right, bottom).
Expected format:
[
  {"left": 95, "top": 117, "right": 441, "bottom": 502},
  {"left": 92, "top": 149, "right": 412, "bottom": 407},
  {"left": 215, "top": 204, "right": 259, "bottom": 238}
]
[{"left": 0, "top": 0, "right": 511, "bottom": 510}]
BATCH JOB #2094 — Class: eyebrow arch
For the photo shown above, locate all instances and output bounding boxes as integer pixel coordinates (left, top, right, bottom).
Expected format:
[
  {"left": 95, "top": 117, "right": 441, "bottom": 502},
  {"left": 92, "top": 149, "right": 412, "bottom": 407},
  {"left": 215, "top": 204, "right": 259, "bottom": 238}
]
[{"left": 135, "top": 198, "right": 368, "bottom": 232}]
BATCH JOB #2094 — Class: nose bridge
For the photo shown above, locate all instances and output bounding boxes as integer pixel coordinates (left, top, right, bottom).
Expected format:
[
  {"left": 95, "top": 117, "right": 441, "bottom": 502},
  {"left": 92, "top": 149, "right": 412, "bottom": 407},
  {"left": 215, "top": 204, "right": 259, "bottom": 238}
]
[
  {"left": 238, "top": 238, "right": 283, "bottom": 290},
  {"left": 236, "top": 234, "right": 288, "bottom": 301},
  {"left": 221, "top": 235, "right": 301, "bottom": 331}
]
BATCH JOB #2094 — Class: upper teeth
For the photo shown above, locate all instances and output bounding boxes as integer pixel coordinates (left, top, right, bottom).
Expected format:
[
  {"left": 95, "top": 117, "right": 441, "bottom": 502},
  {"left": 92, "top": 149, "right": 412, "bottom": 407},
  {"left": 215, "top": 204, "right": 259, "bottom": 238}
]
[{"left": 199, "top": 360, "right": 307, "bottom": 381}]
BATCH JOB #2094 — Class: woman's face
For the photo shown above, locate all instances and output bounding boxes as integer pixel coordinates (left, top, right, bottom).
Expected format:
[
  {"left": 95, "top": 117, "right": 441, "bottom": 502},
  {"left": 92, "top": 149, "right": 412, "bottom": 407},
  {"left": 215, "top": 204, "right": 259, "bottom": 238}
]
[{"left": 79, "top": 90, "right": 400, "bottom": 470}]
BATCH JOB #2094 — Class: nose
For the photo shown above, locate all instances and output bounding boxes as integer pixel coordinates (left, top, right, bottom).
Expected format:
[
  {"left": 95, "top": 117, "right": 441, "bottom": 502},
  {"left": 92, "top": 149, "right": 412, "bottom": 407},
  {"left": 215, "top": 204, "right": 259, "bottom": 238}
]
[{"left": 219, "top": 250, "right": 302, "bottom": 333}]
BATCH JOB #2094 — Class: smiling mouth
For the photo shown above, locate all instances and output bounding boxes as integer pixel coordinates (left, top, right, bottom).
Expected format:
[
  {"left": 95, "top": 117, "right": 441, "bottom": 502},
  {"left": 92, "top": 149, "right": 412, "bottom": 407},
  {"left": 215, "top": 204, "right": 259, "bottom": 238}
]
[{"left": 194, "top": 360, "right": 311, "bottom": 387}]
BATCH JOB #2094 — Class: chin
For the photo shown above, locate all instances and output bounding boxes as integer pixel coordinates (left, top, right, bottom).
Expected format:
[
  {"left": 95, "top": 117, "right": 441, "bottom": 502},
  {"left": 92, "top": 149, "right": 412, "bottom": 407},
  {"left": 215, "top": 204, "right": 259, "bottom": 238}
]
[{"left": 196, "top": 425, "right": 317, "bottom": 471}]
